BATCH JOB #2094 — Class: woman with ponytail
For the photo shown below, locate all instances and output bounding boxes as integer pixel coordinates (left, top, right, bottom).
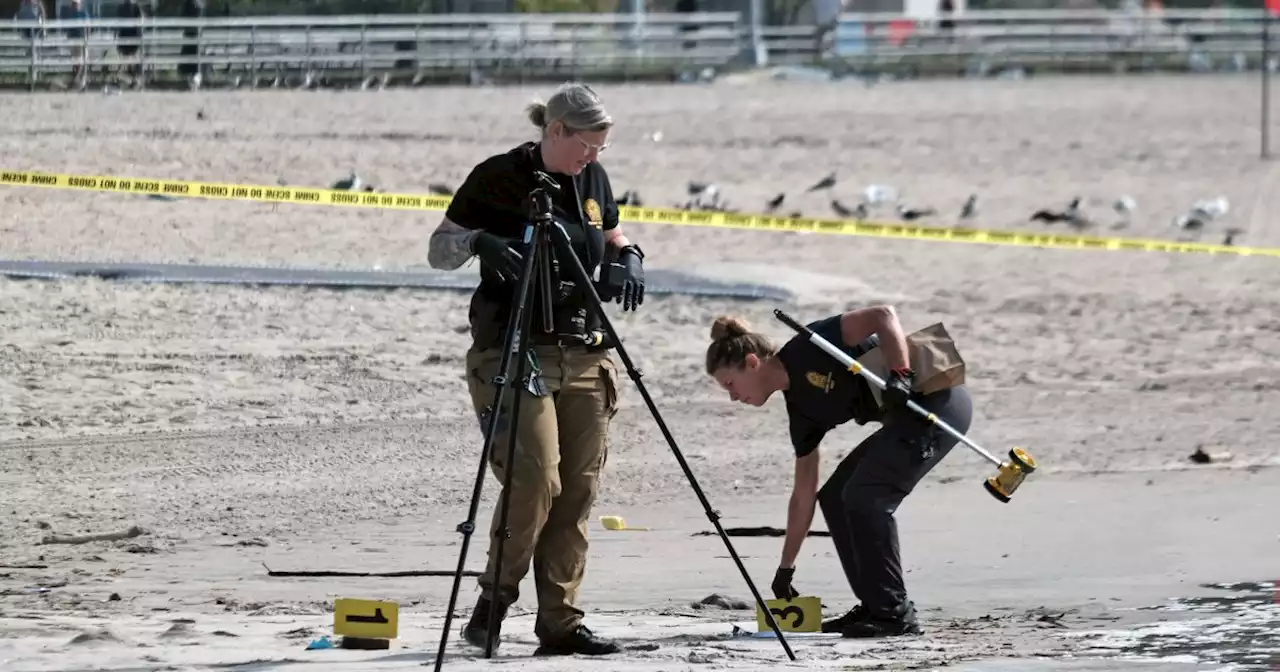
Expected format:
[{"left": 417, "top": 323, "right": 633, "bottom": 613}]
[{"left": 704, "top": 306, "right": 973, "bottom": 639}]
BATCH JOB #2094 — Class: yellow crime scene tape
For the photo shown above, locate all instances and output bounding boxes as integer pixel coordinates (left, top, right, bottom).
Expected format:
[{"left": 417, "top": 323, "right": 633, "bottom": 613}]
[{"left": 2, "top": 169, "right": 1276, "bottom": 258}]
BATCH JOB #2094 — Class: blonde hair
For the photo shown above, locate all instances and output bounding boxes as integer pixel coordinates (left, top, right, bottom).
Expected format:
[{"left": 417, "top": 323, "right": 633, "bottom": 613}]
[
  {"left": 705, "top": 316, "right": 777, "bottom": 375},
  {"left": 526, "top": 82, "right": 613, "bottom": 136}
]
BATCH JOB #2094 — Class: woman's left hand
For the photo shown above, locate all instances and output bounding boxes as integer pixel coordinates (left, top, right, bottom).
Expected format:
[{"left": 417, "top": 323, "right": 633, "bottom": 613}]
[{"left": 616, "top": 244, "right": 645, "bottom": 312}]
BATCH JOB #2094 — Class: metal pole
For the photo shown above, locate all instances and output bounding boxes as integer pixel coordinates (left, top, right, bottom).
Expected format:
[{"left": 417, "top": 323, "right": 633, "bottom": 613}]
[
  {"left": 750, "top": 0, "right": 764, "bottom": 66},
  {"left": 1264, "top": 5, "right": 1272, "bottom": 160}
]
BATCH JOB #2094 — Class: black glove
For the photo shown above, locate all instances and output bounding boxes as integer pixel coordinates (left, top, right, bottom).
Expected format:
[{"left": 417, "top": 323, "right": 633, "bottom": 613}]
[
  {"left": 472, "top": 231, "right": 524, "bottom": 283},
  {"left": 771, "top": 566, "right": 799, "bottom": 600},
  {"left": 882, "top": 367, "right": 915, "bottom": 420},
  {"left": 615, "top": 245, "right": 645, "bottom": 312}
]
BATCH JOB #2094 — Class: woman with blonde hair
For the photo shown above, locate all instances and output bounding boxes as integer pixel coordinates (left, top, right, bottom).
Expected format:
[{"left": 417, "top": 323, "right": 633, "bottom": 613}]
[
  {"left": 428, "top": 82, "right": 645, "bottom": 657},
  {"left": 704, "top": 306, "right": 972, "bottom": 638}
]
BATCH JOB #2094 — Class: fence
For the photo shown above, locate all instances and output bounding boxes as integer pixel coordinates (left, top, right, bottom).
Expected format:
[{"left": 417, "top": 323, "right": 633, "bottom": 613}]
[
  {"left": 816, "top": 8, "right": 1280, "bottom": 74},
  {"left": 1, "top": 8, "right": 1278, "bottom": 89},
  {"left": 0, "top": 12, "right": 747, "bottom": 89}
]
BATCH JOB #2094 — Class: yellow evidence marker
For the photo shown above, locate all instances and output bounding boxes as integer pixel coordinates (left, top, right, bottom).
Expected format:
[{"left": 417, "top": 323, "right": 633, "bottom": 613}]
[
  {"left": 334, "top": 598, "right": 399, "bottom": 649},
  {"left": 756, "top": 596, "right": 822, "bottom": 634},
  {"left": 599, "top": 515, "right": 650, "bottom": 531}
]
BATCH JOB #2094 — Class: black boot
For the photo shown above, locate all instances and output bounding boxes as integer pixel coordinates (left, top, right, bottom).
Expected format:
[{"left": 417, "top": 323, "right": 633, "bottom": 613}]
[
  {"left": 462, "top": 597, "right": 508, "bottom": 651},
  {"left": 841, "top": 601, "right": 923, "bottom": 638},
  {"left": 822, "top": 604, "right": 868, "bottom": 633},
  {"left": 533, "top": 624, "right": 621, "bottom": 656}
]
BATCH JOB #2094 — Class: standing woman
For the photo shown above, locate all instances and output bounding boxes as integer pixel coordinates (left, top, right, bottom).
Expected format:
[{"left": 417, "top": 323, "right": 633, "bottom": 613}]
[
  {"left": 703, "top": 307, "right": 972, "bottom": 638},
  {"left": 427, "top": 82, "right": 645, "bottom": 657}
]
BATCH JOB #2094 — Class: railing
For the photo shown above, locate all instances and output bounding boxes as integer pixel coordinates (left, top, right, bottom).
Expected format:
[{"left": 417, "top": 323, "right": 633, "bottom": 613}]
[
  {"left": 0, "top": 12, "right": 747, "bottom": 89},
  {"left": 810, "top": 8, "right": 1280, "bottom": 72},
  {"left": 2, "top": 8, "right": 1279, "bottom": 90}
]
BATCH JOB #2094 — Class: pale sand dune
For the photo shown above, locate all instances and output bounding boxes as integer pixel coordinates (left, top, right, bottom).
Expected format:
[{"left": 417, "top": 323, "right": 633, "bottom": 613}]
[{"left": 0, "top": 75, "right": 1278, "bottom": 671}]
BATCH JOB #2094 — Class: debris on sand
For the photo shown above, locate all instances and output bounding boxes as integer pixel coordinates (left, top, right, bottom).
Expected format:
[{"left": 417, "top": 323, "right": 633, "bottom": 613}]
[
  {"left": 67, "top": 627, "right": 127, "bottom": 646},
  {"left": 692, "top": 526, "right": 831, "bottom": 538},
  {"left": 691, "top": 593, "right": 750, "bottom": 610},
  {"left": 40, "top": 525, "right": 146, "bottom": 546},
  {"left": 158, "top": 622, "right": 198, "bottom": 640},
  {"left": 1189, "top": 446, "right": 1232, "bottom": 464}
]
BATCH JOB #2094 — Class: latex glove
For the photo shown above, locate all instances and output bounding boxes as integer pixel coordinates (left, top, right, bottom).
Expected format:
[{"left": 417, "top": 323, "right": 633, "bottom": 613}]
[
  {"left": 615, "top": 245, "right": 645, "bottom": 312},
  {"left": 472, "top": 231, "right": 523, "bottom": 283},
  {"left": 882, "top": 367, "right": 915, "bottom": 420},
  {"left": 771, "top": 566, "right": 800, "bottom": 600}
]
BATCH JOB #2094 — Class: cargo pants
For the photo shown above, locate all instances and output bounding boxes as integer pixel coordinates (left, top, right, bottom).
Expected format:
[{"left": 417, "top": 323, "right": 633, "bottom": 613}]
[{"left": 464, "top": 342, "right": 621, "bottom": 640}]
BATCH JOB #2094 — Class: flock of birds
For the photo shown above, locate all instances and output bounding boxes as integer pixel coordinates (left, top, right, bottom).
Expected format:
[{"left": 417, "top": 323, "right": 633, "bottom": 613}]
[
  {"left": 313, "top": 169, "right": 1242, "bottom": 247},
  {"left": 613, "top": 173, "right": 1243, "bottom": 247}
]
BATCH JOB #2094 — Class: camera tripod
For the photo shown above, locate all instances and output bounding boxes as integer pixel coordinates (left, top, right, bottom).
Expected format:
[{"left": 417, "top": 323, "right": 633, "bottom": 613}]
[{"left": 431, "top": 172, "right": 796, "bottom": 669}]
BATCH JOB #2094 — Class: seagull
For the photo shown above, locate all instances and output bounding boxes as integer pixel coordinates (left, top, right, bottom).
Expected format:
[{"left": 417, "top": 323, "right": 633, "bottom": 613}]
[
  {"left": 898, "top": 204, "right": 936, "bottom": 221},
  {"left": 616, "top": 189, "right": 642, "bottom": 206},
  {"left": 1113, "top": 195, "right": 1136, "bottom": 216},
  {"left": 1191, "top": 196, "right": 1229, "bottom": 220},
  {"left": 1173, "top": 213, "right": 1207, "bottom": 231},
  {"left": 427, "top": 182, "right": 454, "bottom": 196},
  {"left": 766, "top": 193, "right": 785, "bottom": 212},
  {"left": 959, "top": 194, "right": 977, "bottom": 219},
  {"left": 863, "top": 184, "right": 898, "bottom": 206},
  {"left": 806, "top": 172, "right": 836, "bottom": 192},
  {"left": 1031, "top": 197, "right": 1082, "bottom": 225},
  {"left": 831, "top": 199, "right": 859, "bottom": 218},
  {"left": 331, "top": 170, "right": 362, "bottom": 191},
  {"left": 1173, "top": 197, "right": 1229, "bottom": 233}
]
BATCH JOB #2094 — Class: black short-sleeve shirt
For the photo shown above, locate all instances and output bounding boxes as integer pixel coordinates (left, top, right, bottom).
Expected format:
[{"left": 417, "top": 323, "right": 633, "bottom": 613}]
[
  {"left": 445, "top": 141, "right": 619, "bottom": 321},
  {"left": 777, "top": 314, "right": 882, "bottom": 458}
]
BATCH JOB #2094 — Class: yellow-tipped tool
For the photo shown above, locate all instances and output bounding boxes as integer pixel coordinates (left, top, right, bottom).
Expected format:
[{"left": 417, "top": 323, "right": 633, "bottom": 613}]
[{"left": 774, "top": 309, "right": 1039, "bottom": 504}]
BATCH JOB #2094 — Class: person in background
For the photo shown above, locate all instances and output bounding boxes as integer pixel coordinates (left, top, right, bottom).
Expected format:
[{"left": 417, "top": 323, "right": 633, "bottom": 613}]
[
  {"left": 62, "top": 0, "right": 90, "bottom": 87},
  {"left": 116, "top": 0, "right": 145, "bottom": 85}
]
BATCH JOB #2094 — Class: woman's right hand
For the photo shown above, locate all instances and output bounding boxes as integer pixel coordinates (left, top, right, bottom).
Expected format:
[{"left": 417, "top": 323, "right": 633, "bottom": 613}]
[
  {"left": 472, "top": 231, "right": 524, "bottom": 282},
  {"left": 771, "top": 566, "right": 800, "bottom": 600}
]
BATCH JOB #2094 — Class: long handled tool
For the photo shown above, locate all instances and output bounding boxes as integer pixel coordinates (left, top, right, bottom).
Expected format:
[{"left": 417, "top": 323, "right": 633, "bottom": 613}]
[{"left": 773, "top": 309, "right": 1038, "bottom": 503}]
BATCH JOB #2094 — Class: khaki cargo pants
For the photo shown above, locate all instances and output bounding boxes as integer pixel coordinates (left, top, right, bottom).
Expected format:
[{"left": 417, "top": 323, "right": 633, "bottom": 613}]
[{"left": 464, "top": 342, "right": 621, "bottom": 640}]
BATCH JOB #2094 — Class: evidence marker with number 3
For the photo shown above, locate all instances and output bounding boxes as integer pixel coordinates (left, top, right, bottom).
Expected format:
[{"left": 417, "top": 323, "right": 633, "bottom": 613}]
[{"left": 756, "top": 596, "right": 822, "bottom": 634}]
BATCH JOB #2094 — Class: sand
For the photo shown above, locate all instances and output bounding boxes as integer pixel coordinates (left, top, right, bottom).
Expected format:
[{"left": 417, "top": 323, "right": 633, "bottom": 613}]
[{"left": 1, "top": 73, "right": 1279, "bottom": 671}]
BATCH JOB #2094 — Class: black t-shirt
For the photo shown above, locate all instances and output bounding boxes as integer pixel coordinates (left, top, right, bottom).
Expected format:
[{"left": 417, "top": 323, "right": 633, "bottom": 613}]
[
  {"left": 445, "top": 141, "right": 619, "bottom": 329},
  {"left": 778, "top": 315, "right": 882, "bottom": 458}
]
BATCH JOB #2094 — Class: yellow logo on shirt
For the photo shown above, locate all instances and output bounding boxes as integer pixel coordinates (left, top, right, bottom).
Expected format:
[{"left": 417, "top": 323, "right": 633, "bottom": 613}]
[
  {"left": 584, "top": 198, "right": 603, "bottom": 228},
  {"left": 806, "top": 371, "right": 834, "bottom": 393}
]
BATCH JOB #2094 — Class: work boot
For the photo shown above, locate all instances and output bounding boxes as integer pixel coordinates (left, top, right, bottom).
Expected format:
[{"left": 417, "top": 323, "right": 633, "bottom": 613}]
[
  {"left": 842, "top": 602, "right": 923, "bottom": 638},
  {"left": 533, "top": 624, "right": 621, "bottom": 656},
  {"left": 822, "top": 604, "right": 868, "bottom": 633},
  {"left": 461, "top": 596, "right": 508, "bottom": 651}
]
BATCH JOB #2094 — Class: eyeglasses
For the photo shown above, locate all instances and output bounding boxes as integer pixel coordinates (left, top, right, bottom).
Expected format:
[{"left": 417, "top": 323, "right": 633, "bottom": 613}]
[{"left": 574, "top": 135, "right": 610, "bottom": 154}]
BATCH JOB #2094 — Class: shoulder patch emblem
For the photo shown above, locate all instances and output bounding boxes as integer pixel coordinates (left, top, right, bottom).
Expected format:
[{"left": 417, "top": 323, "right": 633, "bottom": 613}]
[
  {"left": 806, "top": 371, "right": 834, "bottom": 393},
  {"left": 584, "top": 198, "right": 603, "bottom": 228}
]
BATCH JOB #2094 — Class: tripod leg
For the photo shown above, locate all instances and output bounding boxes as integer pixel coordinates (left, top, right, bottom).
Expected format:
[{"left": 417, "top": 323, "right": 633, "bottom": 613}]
[
  {"left": 432, "top": 223, "right": 542, "bottom": 672},
  {"left": 544, "top": 224, "right": 798, "bottom": 661},
  {"left": 483, "top": 250, "right": 541, "bottom": 658}
]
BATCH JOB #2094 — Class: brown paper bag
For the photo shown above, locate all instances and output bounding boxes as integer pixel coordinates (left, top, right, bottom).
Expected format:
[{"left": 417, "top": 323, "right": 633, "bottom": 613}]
[{"left": 857, "top": 322, "right": 966, "bottom": 407}]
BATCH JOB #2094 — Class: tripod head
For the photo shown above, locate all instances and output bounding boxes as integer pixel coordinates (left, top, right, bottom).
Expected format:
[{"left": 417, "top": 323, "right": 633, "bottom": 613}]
[{"left": 528, "top": 170, "right": 560, "bottom": 223}]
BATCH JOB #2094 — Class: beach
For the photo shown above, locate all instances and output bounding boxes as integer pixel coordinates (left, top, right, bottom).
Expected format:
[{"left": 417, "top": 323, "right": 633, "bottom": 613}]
[{"left": 1, "top": 73, "right": 1277, "bottom": 671}]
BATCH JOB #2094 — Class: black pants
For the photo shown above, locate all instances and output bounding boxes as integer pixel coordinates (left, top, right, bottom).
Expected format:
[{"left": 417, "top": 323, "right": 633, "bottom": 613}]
[{"left": 817, "top": 385, "right": 973, "bottom": 618}]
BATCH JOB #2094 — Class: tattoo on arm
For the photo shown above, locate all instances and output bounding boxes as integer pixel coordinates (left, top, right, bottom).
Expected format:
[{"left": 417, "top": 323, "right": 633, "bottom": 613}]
[{"left": 428, "top": 217, "right": 479, "bottom": 270}]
